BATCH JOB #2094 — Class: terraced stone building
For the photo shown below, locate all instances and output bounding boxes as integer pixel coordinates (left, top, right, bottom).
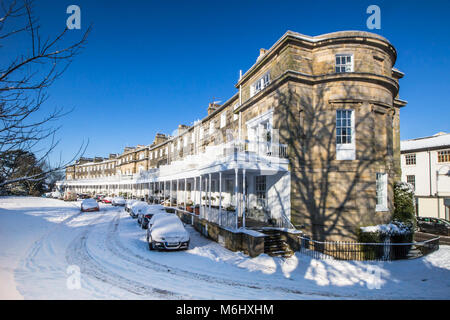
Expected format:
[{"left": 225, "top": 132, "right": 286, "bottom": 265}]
[{"left": 61, "top": 30, "right": 406, "bottom": 242}]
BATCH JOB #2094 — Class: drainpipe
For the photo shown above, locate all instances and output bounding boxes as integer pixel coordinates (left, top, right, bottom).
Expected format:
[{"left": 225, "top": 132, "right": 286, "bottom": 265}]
[
  {"left": 235, "top": 168, "right": 239, "bottom": 229},
  {"left": 243, "top": 169, "right": 246, "bottom": 229},
  {"left": 200, "top": 175, "right": 203, "bottom": 218},
  {"left": 184, "top": 178, "right": 187, "bottom": 211},
  {"left": 436, "top": 170, "right": 440, "bottom": 219},
  {"left": 428, "top": 149, "right": 441, "bottom": 218},
  {"left": 193, "top": 177, "right": 197, "bottom": 208},
  {"left": 219, "top": 172, "right": 222, "bottom": 225},
  {"left": 238, "top": 70, "right": 242, "bottom": 142},
  {"left": 208, "top": 173, "right": 212, "bottom": 210},
  {"left": 428, "top": 150, "right": 432, "bottom": 196}
]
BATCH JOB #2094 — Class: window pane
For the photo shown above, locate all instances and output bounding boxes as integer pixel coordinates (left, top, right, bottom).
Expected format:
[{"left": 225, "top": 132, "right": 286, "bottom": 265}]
[
  {"left": 335, "top": 54, "right": 352, "bottom": 73},
  {"left": 336, "top": 109, "right": 352, "bottom": 145}
]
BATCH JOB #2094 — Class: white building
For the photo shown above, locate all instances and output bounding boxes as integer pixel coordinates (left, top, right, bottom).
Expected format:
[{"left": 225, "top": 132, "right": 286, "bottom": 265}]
[{"left": 401, "top": 132, "right": 450, "bottom": 220}]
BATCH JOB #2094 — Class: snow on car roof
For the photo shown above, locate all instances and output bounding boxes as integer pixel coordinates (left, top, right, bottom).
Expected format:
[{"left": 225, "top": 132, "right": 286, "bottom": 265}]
[
  {"left": 82, "top": 198, "right": 97, "bottom": 204},
  {"left": 130, "top": 201, "right": 147, "bottom": 208},
  {"left": 150, "top": 213, "right": 185, "bottom": 232},
  {"left": 151, "top": 213, "right": 181, "bottom": 225},
  {"left": 142, "top": 205, "right": 167, "bottom": 215}
]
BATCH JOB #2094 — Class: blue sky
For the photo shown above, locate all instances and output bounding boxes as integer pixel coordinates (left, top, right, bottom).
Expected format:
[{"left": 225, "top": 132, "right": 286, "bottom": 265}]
[{"left": 6, "top": 0, "right": 450, "bottom": 164}]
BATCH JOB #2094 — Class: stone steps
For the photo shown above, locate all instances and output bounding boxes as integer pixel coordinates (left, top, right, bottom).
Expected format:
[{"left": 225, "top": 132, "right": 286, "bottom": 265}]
[{"left": 259, "top": 230, "right": 294, "bottom": 258}]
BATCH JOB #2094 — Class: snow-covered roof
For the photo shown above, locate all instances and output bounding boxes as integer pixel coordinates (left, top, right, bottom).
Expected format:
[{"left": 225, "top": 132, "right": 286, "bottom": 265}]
[{"left": 401, "top": 132, "right": 450, "bottom": 152}]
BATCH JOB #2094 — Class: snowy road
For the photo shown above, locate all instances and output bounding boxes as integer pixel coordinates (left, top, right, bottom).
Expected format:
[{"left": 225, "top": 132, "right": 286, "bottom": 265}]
[{"left": 1, "top": 197, "right": 450, "bottom": 299}]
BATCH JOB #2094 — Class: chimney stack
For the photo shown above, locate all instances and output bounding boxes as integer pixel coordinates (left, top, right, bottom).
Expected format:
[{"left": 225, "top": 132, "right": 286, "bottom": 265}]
[
  {"left": 178, "top": 124, "right": 189, "bottom": 135},
  {"left": 207, "top": 102, "right": 221, "bottom": 115},
  {"left": 153, "top": 133, "right": 168, "bottom": 145},
  {"left": 257, "top": 48, "right": 268, "bottom": 61}
]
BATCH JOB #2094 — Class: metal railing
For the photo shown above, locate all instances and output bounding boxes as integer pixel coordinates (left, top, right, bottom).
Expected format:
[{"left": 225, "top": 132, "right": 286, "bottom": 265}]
[
  {"left": 60, "top": 139, "right": 289, "bottom": 189},
  {"left": 223, "top": 139, "right": 288, "bottom": 159},
  {"left": 299, "top": 236, "right": 440, "bottom": 261},
  {"left": 200, "top": 205, "right": 237, "bottom": 230},
  {"left": 274, "top": 211, "right": 296, "bottom": 230},
  {"left": 245, "top": 207, "right": 295, "bottom": 230}
]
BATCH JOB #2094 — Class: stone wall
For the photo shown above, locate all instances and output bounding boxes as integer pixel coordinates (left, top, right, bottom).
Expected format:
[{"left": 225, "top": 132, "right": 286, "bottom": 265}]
[{"left": 174, "top": 209, "right": 266, "bottom": 257}]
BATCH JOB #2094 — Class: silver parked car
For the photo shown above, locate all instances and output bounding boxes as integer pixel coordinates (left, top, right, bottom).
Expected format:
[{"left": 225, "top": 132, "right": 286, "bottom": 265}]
[
  {"left": 146, "top": 213, "right": 190, "bottom": 250},
  {"left": 112, "top": 196, "right": 126, "bottom": 206}
]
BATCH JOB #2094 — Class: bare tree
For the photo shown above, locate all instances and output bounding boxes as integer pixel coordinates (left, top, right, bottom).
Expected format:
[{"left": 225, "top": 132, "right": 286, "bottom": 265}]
[{"left": 0, "top": 0, "right": 90, "bottom": 190}]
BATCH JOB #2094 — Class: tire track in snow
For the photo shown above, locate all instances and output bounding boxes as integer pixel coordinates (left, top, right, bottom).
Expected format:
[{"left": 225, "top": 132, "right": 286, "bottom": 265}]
[
  {"left": 65, "top": 210, "right": 185, "bottom": 299},
  {"left": 109, "top": 212, "right": 352, "bottom": 299},
  {"left": 19, "top": 202, "right": 83, "bottom": 273}
]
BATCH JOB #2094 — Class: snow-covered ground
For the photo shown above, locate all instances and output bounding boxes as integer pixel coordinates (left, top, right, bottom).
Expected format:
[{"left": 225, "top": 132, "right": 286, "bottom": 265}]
[{"left": 0, "top": 196, "right": 449, "bottom": 299}]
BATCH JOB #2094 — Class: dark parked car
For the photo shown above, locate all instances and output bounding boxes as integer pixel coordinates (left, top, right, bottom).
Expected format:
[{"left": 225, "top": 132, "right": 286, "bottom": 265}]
[
  {"left": 125, "top": 199, "right": 137, "bottom": 212},
  {"left": 129, "top": 201, "right": 147, "bottom": 218},
  {"left": 137, "top": 206, "right": 162, "bottom": 229},
  {"left": 95, "top": 194, "right": 105, "bottom": 202},
  {"left": 417, "top": 217, "right": 450, "bottom": 236}
]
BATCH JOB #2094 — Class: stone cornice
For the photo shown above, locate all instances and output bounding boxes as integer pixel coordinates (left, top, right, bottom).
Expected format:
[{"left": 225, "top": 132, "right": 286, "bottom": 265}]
[
  {"left": 394, "top": 98, "right": 407, "bottom": 108},
  {"left": 234, "top": 70, "right": 400, "bottom": 114},
  {"left": 235, "top": 31, "right": 397, "bottom": 88}
]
